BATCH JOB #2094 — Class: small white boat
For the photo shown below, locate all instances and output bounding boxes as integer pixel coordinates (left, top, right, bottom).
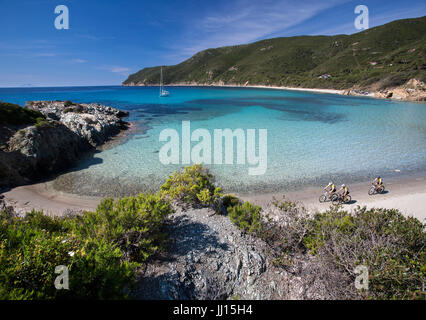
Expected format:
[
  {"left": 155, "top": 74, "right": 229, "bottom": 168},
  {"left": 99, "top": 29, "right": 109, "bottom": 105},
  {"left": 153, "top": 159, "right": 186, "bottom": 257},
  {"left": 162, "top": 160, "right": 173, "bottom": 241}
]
[{"left": 159, "top": 66, "right": 169, "bottom": 97}]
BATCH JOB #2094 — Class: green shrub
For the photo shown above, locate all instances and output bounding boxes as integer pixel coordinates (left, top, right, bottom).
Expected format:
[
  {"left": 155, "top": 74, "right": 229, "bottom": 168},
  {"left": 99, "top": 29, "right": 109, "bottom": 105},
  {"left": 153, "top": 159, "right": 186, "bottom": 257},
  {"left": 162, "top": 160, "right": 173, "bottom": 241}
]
[
  {"left": 221, "top": 194, "right": 240, "bottom": 209},
  {"left": 64, "top": 100, "right": 73, "bottom": 107},
  {"left": 64, "top": 238, "right": 138, "bottom": 299},
  {"left": 69, "top": 193, "right": 173, "bottom": 262},
  {"left": 0, "top": 210, "right": 138, "bottom": 299},
  {"left": 214, "top": 193, "right": 242, "bottom": 215},
  {"left": 306, "top": 207, "right": 425, "bottom": 300},
  {"left": 229, "top": 201, "right": 263, "bottom": 235},
  {"left": 34, "top": 117, "right": 53, "bottom": 129},
  {"left": 268, "top": 202, "right": 426, "bottom": 300},
  {"left": 161, "top": 164, "right": 222, "bottom": 206},
  {"left": 0, "top": 101, "right": 45, "bottom": 125},
  {"left": 0, "top": 192, "right": 173, "bottom": 299}
]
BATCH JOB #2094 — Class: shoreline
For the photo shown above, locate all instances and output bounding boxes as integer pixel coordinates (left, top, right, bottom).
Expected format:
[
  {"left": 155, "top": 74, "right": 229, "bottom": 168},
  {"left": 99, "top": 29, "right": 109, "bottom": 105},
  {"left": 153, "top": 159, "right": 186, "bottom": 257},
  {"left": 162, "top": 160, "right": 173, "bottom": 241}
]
[
  {"left": 165, "top": 83, "right": 345, "bottom": 95},
  {"left": 124, "top": 82, "right": 345, "bottom": 95},
  {"left": 123, "top": 82, "right": 426, "bottom": 102},
  {"left": 1, "top": 182, "right": 101, "bottom": 216},
  {"left": 2, "top": 173, "right": 425, "bottom": 221}
]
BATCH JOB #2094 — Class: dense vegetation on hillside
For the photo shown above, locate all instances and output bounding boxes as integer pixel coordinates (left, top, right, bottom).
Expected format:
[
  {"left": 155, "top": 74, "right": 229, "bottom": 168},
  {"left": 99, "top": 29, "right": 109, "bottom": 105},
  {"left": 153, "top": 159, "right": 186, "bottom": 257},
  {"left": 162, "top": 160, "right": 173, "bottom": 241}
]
[{"left": 124, "top": 16, "right": 426, "bottom": 89}]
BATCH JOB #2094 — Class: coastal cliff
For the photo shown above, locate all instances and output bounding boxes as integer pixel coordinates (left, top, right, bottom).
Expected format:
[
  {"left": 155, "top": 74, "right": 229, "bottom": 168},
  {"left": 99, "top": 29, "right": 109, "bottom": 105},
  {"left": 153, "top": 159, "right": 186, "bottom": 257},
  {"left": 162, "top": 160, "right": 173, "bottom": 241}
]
[
  {"left": 0, "top": 101, "right": 129, "bottom": 189},
  {"left": 123, "top": 16, "right": 426, "bottom": 102}
]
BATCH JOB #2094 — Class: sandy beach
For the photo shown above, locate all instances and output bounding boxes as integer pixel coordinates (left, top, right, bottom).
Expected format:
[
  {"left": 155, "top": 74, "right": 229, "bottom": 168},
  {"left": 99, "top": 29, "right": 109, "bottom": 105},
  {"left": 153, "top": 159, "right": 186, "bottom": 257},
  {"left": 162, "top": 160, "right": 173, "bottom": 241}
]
[
  {"left": 240, "top": 175, "right": 426, "bottom": 221},
  {"left": 225, "top": 84, "right": 344, "bottom": 95},
  {"left": 2, "top": 174, "right": 425, "bottom": 221},
  {"left": 151, "top": 82, "right": 346, "bottom": 95},
  {"left": 132, "top": 82, "right": 426, "bottom": 102},
  {"left": 1, "top": 183, "right": 101, "bottom": 216}
]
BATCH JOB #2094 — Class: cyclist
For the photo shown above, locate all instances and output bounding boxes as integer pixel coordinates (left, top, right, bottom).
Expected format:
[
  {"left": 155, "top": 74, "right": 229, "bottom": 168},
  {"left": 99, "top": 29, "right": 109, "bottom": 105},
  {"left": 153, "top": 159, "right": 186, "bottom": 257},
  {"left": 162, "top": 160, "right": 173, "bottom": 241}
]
[
  {"left": 324, "top": 182, "right": 336, "bottom": 198},
  {"left": 338, "top": 184, "right": 350, "bottom": 201},
  {"left": 373, "top": 176, "right": 383, "bottom": 188}
]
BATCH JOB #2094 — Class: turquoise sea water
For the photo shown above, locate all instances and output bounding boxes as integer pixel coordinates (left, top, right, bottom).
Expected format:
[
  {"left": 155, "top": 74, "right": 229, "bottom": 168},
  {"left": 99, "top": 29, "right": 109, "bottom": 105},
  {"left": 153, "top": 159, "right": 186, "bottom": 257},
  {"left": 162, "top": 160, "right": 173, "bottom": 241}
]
[{"left": 1, "top": 86, "right": 425, "bottom": 196}]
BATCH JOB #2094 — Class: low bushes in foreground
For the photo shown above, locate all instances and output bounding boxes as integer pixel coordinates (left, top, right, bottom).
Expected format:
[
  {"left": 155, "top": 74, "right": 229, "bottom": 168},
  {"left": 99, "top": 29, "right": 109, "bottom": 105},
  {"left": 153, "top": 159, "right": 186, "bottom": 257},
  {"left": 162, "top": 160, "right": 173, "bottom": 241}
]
[
  {"left": 69, "top": 193, "right": 173, "bottom": 262},
  {"left": 0, "top": 192, "right": 172, "bottom": 299},
  {"left": 261, "top": 199, "right": 425, "bottom": 300},
  {"left": 0, "top": 165, "right": 424, "bottom": 300}
]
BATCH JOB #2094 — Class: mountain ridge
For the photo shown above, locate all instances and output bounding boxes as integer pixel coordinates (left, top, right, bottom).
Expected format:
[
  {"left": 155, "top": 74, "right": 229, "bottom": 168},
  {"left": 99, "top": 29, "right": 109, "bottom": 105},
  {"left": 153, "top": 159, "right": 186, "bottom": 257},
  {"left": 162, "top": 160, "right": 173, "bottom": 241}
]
[{"left": 123, "top": 16, "right": 426, "bottom": 96}]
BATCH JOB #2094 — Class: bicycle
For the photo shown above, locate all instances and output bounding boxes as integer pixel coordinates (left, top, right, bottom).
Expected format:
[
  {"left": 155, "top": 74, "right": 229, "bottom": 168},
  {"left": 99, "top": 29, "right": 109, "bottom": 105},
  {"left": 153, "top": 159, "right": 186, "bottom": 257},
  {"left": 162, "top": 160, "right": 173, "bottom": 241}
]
[
  {"left": 319, "top": 191, "right": 338, "bottom": 203},
  {"left": 332, "top": 193, "right": 352, "bottom": 205},
  {"left": 368, "top": 183, "right": 385, "bottom": 195}
]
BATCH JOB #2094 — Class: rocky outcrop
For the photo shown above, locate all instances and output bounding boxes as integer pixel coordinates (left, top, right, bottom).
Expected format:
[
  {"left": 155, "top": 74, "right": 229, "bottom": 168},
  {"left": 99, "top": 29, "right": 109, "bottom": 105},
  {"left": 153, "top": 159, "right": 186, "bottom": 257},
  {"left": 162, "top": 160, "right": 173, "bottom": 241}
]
[
  {"left": 27, "top": 101, "right": 129, "bottom": 146},
  {"left": 133, "top": 206, "right": 270, "bottom": 299},
  {"left": 344, "top": 78, "right": 426, "bottom": 101},
  {"left": 133, "top": 206, "right": 332, "bottom": 300},
  {"left": 0, "top": 101, "right": 129, "bottom": 189}
]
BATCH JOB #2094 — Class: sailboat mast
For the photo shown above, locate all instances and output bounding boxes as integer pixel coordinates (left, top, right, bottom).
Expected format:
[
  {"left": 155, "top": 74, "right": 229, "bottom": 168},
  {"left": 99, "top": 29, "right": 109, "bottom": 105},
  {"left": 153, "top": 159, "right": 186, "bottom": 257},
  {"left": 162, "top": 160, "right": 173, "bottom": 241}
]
[
  {"left": 160, "top": 66, "right": 163, "bottom": 95},
  {"left": 159, "top": 65, "right": 169, "bottom": 97}
]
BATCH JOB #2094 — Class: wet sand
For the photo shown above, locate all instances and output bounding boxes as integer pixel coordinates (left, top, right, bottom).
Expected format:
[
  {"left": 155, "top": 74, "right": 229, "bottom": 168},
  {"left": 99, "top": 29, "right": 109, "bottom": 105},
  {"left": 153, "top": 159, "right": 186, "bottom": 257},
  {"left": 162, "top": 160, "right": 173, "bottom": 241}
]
[{"left": 1, "top": 182, "right": 101, "bottom": 216}]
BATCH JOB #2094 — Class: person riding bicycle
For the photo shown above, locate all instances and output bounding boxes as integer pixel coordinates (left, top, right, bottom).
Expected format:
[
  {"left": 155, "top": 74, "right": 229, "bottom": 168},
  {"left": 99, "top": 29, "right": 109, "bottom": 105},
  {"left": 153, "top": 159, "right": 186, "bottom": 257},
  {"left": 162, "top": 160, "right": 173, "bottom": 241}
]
[
  {"left": 373, "top": 176, "right": 383, "bottom": 188},
  {"left": 324, "top": 182, "right": 336, "bottom": 197},
  {"left": 338, "top": 184, "right": 349, "bottom": 201}
]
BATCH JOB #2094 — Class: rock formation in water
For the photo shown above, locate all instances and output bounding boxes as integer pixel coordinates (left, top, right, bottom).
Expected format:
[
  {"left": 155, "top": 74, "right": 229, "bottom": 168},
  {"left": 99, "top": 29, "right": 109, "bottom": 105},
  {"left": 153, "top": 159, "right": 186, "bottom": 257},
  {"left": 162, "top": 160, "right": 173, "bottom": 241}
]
[{"left": 0, "top": 100, "right": 129, "bottom": 189}]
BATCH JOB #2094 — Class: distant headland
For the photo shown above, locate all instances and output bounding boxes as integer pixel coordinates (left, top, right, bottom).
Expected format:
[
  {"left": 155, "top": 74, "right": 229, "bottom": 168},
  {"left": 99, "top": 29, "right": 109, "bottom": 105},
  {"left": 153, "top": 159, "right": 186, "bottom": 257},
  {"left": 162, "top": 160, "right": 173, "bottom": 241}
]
[{"left": 123, "top": 16, "right": 426, "bottom": 102}]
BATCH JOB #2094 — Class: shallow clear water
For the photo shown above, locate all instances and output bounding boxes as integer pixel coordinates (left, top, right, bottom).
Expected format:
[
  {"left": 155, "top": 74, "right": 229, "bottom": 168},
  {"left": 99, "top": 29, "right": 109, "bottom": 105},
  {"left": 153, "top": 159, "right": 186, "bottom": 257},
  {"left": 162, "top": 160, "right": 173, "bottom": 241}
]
[{"left": 1, "top": 86, "right": 425, "bottom": 196}]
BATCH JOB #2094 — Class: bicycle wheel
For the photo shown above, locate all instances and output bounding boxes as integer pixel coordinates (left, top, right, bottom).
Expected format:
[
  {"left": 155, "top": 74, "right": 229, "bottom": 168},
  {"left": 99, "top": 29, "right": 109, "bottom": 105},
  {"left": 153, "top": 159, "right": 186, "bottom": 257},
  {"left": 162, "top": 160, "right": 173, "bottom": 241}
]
[
  {"left": 368, "top": 186, "right": 375, "bottom": 195},
  {"left": 319, "top": 195, "right": 326, "bottom": 203},
  {"left": 345, "top": 195, "right": 352, "bottom": 203},
  {"left": 378, "top": 186, "right": 384, "bottom": 193},
  {"left": 332, "top": 197, "right": 340, "bottom": 205},
  {"left": 331, "top": 193, "right": 338, "bottom": 202}
]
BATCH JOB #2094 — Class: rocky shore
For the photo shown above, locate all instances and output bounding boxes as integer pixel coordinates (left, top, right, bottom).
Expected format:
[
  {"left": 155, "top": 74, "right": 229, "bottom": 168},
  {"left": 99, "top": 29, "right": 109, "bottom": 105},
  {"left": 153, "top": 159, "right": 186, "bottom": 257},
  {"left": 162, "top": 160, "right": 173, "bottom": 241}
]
[
  {"left": 343, "top": 78, "right": 426, "bottom": 102},
  {"left": 0, "top": 100, "right": 129, "bottom": 190}
]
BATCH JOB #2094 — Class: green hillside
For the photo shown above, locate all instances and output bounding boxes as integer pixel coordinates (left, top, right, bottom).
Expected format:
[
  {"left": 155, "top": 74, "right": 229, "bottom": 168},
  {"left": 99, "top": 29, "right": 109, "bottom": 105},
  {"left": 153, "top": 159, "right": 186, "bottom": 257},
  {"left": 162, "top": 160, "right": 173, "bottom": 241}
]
[{"left": 123, "top": 16, "right": 426, "bottom": 90}]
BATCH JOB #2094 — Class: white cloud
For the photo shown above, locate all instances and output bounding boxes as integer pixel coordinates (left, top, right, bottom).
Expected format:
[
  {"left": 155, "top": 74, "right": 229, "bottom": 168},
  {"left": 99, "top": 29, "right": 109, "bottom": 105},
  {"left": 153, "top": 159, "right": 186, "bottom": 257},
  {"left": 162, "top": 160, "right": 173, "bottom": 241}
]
[
  {"left": 72, "top": 59, "right": 87, "bottom": 63},
  {"left": 167, "top": 0, "right": 346, "bottom": 61},
  {"left": 97, "top": 65, "right": 131, "bottom": 76},
  {"left": 34, "top": 53, "right": 56, "bottom": 57},
  {"left": 76, "top": 34, "right": 116, "bottom": 41},
  {"left": 111, "top": 66, "right": 130, "bottom": 73}
]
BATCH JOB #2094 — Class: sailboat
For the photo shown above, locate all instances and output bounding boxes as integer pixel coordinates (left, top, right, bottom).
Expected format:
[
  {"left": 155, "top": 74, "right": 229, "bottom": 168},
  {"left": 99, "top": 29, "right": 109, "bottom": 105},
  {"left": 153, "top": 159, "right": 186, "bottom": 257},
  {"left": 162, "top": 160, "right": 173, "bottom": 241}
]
[{"left": 159, "top": 66, "right": 170, "bottom": 97}]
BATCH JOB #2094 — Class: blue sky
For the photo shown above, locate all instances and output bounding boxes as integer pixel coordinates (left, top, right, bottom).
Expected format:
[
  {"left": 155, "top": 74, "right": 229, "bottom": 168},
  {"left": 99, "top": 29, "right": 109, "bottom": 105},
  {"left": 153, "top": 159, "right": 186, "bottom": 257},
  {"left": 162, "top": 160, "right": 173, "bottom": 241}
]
[{"left": 0, "top": 0, "right": 425, "bottom": 87}]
